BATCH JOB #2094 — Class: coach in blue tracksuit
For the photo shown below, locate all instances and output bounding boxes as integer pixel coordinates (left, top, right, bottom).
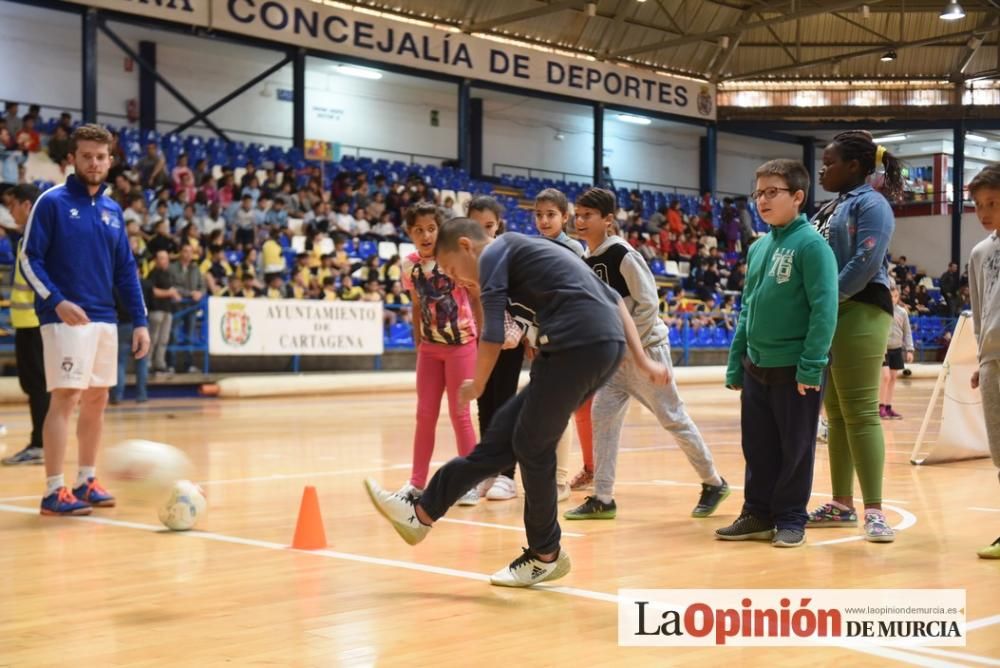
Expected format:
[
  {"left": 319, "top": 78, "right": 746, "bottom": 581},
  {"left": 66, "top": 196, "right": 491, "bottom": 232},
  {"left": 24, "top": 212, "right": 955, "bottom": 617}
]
[{"left": 21, "top": 124, "right": 150, "bottom": 516}]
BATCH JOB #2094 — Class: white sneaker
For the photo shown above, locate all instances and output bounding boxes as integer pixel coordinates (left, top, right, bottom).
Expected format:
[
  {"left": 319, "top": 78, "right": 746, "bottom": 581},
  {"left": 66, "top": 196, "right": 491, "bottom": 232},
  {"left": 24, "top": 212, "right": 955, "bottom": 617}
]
[
  {"left": 817, "top": 416, "right": 829, "bottom": 443},
  {"left": 363, "top": 478, "right": 431, "bottom": 545},
  {"left": 556, "top": 482, "right": 571, "bottom": 502},
  {"left": 477, "top": 477, "right": 496, "bottom": 497},
  {"left": 486, "top": 475, "right": 517, "bottom": 501},
  {"left": 490, "top": 548, "right": 571, "bottom": 588},
  {"left": 397, "top": 482, "right": 423, "bottom": 501},
  {"left": 457, "top": 487, "right": 480, "bottom": 506}
]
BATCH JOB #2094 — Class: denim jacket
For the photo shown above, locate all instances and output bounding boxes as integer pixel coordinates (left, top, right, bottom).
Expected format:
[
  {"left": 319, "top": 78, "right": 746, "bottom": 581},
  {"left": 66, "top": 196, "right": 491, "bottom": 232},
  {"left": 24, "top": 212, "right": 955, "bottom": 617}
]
[{"left": 811, "top": 183, "right": 895, "bottom": 301}]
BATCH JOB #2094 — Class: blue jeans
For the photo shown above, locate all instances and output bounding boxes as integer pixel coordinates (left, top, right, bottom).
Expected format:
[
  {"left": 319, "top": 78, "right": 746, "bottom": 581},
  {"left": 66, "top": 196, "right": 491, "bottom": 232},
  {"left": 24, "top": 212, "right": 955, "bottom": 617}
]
[
  {"left": 174, "top": 310, "right": 199, "bottom": 371},
  {"left": 113, "top": 323, "right": 149, "bottom": 402}
]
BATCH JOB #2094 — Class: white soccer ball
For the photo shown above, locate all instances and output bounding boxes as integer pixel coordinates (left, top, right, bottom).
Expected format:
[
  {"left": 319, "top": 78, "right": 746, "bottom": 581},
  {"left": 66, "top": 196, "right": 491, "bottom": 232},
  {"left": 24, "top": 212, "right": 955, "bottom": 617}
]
[
  {"left": 103, "top": 439, "right": 192, "bottom": 503},
  {"left": 158, "top": 480, "right": 207, "bottom": 531}
]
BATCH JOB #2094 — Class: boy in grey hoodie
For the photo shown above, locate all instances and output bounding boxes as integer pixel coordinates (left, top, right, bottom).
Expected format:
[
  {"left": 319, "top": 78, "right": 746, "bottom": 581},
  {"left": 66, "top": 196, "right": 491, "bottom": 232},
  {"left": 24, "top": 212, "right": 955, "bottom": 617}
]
[
  {"left": 968, "top": 164, "right": 1000, "bottom": 560},
  {"left": 564, "top": 188, "right": 728, "bottom": 521}
]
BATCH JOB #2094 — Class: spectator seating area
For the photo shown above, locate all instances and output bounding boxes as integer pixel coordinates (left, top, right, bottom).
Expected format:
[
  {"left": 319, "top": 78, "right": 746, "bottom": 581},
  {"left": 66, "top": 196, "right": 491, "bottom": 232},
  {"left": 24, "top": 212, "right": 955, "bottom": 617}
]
[{"left": 2, "top": 114, "right": 959, "bottom": 365}]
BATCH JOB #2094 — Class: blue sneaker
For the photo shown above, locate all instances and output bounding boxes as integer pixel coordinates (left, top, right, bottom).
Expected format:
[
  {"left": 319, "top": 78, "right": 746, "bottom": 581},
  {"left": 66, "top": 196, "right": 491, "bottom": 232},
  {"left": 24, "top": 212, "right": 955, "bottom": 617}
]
[
  {"left": 40, "top": 487, "right": 92, "bottom": 516},
  {"left": 72, "top": 477, "right": 116, "bottom": 508},
  {"left": 2, "top": 445, "right": 43, "bottom": 466}
]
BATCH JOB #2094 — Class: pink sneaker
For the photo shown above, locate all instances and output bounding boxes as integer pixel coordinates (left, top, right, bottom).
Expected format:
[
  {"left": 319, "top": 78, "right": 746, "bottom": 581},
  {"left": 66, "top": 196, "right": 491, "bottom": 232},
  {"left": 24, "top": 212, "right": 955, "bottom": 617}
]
[
  {"left": 879, "top": 405, "right": 889, "bottom": 419},
  {"left": 885, "top": 406, "right": 903, "bottom": 420}
]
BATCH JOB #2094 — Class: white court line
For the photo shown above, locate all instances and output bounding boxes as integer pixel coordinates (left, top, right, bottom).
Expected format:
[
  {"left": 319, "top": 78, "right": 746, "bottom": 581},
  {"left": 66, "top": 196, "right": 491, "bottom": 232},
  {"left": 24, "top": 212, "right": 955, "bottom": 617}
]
[
  {"left": 0, "top": 503, "right": 993, "bottom": 668},
  {"left": 621, "top": 479, "right": 910, "bottom": 505},
  {"left": 846, "top": 647, "right": 966, "bottom": 668},
  {"left": 903, "top": 646, "right": 1000, "bottom": 666},
  {"left": 504, "top": 443, "right": 920, "bottom": 456},
  {"left": 969, "top": 614, "right": 1000, "bottom": 631},
  {"left": 809, "top": 505, "right": 916, "bottom": 547},
  {"left": 438, "top": 517, "right": 586, "bottom": 538},
  {"left": 968, "top": 507, "right": 1000, "bottom": 513},
  {"left": 614, "top": 481, "right": 916, "bottom": 546},
  {"left": 0, "top": 495, "right": 39, "bottom": 503},
  {"left": 197, "top": 463, "right": 414, "bottom": 486}
]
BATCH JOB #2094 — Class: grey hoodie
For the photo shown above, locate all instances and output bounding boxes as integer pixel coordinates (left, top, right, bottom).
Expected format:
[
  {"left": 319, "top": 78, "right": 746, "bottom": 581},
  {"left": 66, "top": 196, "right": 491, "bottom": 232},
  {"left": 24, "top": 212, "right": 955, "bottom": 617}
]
[
  {"left": 584, "top": 235, "right": 668, "bottom": 349},
  {"left": 969, "top": 230, "right": 1000, "bottom": 364}
]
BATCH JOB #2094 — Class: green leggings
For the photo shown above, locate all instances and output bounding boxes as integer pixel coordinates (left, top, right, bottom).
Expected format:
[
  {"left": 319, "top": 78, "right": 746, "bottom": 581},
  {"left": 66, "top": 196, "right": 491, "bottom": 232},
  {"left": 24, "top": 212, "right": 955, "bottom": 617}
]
[{"left": 824, "top": 300, "right": 892, "bottom": 505}]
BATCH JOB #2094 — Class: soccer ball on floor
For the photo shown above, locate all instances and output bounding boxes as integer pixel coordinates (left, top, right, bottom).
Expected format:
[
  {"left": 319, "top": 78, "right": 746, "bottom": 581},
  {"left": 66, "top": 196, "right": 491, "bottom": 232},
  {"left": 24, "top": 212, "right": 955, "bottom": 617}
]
[
  {"left": 103, "top": 439, "right": 192, "bottom": 503},
  {"left": 158, "top": 480, "right": 208, "bottom": 531}
]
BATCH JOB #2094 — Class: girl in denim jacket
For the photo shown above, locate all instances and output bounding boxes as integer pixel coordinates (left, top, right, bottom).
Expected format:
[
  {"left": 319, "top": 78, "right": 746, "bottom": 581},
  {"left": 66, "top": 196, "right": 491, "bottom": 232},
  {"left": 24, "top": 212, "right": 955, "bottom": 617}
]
[{"left": 808, "top": 130, "right": 902, "bottom": 543}]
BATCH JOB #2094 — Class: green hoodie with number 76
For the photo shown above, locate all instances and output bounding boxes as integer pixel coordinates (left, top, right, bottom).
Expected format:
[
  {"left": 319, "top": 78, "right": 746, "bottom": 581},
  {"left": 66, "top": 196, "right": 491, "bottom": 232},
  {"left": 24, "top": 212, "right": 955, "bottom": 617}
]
[{"left": 725, "top": 214, "right": 839, "bottom": 389}]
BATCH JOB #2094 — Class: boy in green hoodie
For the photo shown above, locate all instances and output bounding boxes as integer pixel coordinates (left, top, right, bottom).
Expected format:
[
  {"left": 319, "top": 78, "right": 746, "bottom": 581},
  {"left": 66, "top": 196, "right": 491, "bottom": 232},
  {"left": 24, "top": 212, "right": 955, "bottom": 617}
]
[{"left": 716, "top": 159, "right": 838, "bottom": 548}]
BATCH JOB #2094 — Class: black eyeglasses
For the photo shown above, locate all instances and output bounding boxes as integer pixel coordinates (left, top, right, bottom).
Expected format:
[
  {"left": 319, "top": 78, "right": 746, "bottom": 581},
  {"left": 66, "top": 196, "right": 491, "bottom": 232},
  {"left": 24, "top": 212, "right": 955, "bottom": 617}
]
[{"left": 750, "top": 187, "right": 792, "bottom": 201}]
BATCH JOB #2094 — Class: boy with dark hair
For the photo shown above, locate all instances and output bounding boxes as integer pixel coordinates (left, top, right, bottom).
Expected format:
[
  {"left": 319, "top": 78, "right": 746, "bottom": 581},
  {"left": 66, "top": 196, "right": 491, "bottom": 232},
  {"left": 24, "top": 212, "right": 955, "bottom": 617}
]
[
  {"left": 2, "top": 184, "right": 48, "bottom": 465},
  {"left": 565, "top": 188, "right": 728, "bottom": 521},
  {"left": 364, "top": 218, "right": 669, "bottom": 587},
  {"left": 716, "top": 159, "right": 838, "bottom": 548},
  {"left": 967, "top": 163, "right": 1000, "bottom": 559}
]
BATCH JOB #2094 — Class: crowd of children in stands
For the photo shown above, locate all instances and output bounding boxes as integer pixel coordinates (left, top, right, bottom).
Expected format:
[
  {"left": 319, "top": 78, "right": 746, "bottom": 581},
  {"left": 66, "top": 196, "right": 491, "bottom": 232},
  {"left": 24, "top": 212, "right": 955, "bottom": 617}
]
[{"left": 0, "top": 104, "right": 966, "bottom": 364}]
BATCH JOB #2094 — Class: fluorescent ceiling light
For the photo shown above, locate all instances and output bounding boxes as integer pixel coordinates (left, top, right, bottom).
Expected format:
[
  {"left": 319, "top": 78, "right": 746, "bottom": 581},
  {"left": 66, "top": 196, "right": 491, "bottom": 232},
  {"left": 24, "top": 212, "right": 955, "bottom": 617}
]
[
  {"left": 617, "top": 113, "right": 651, "bottom": 125},
  {"left": 966, "top": 133, "right": 988, "bottom": 142},
  {"left": 335, "top": 65, "right": 383, "bottom": 80},
  {"left": 880, "top": 50, "right": 897, "bottom": 62},
  {"left": 939, "top": 1, "right": 966, "bottom": 21},
  {"left": 878, "top": 134, "right": 908, "bottom": 143}
]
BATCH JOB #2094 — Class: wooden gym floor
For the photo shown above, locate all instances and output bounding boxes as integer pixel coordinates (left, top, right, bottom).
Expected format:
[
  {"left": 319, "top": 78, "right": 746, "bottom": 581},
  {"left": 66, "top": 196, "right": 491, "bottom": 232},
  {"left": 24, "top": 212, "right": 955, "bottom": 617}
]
[{"left": 0, "top": 377, "right": 997, "bottom": 667}]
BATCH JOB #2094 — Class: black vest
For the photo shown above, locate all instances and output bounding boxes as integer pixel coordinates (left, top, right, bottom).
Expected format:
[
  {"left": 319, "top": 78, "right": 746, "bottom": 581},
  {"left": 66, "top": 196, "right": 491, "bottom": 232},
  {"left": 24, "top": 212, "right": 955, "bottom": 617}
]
[{"left": 584, "top": 243, "right": 631, "bottom": 299}]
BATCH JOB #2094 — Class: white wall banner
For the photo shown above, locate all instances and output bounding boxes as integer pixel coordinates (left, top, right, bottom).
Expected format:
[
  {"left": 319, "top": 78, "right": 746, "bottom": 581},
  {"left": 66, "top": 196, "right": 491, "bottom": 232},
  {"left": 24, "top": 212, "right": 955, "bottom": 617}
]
[
  {"left": 63, "top": 0, "right": 210, "bottom": 27},
  {"left": 208, "top": 297, "right": 384, "bottom": 356},
  {"left": 63, "top": 0, "right": 714, "bottom": 120},
  {"left": 214, "top": 0, "right": 715, "bottom": 120},
  {"left": 912, "top": 313, "right": 991, "bottom": 464}
]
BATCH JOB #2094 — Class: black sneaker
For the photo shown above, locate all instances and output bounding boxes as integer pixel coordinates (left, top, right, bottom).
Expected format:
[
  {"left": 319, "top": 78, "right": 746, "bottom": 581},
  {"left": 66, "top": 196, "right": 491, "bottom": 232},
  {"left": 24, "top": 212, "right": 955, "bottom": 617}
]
[
  {"left": 2, "top": 445, "right": 43, "bottom": 466},
  {"left": 772, "top": 528, "right": 806, "bottom": 548},
  {"left": 692, "top": 478, "right": 731, "bottom": 518},
  {"left": 715, "top": 513, "right": 775, "bottom": 541},
  {"left": 564, "top": 496, "right": 617, "bottom": 520}
]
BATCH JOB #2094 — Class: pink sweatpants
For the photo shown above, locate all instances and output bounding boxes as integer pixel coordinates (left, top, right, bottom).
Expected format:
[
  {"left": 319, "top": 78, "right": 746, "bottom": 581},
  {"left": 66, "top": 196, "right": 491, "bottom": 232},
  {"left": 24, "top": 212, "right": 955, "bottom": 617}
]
[{"left": 410, "top": 340, "right": 478, "bottom": 488}]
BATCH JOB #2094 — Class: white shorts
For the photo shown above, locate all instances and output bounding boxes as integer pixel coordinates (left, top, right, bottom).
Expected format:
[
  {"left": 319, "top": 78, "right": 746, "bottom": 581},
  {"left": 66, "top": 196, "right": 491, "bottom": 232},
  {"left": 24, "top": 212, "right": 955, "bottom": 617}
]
[{"left": 41, "top": 322, "right": 118, "bottom": 390}]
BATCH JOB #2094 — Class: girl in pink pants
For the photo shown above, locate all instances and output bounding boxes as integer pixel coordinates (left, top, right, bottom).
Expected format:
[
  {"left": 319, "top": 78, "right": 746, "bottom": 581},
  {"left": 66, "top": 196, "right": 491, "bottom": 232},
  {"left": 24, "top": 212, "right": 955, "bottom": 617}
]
[{"left": 401, "top": 203, "right": 481, "bottom": 504}]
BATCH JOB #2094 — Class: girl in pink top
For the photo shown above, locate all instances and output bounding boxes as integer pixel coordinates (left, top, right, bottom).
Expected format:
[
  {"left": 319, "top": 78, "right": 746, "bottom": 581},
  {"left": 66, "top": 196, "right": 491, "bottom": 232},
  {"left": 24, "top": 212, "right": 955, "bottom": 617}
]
[{"left": 400, "top": 203, "right": 481, "bottom": 503}]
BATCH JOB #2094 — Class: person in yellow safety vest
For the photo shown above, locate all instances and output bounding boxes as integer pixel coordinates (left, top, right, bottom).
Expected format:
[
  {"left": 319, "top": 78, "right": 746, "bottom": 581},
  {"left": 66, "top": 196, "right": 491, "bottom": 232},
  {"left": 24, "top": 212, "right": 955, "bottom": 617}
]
[{"left": 2, "top": 184, "right": 48, "bottom": 466}]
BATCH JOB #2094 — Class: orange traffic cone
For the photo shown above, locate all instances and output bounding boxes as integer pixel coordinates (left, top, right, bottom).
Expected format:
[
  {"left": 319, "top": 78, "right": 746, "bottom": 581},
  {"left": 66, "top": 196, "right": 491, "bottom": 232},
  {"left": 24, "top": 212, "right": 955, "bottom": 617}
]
[{"left": 291, "top": 485, "right": 327, "bottom": 550}]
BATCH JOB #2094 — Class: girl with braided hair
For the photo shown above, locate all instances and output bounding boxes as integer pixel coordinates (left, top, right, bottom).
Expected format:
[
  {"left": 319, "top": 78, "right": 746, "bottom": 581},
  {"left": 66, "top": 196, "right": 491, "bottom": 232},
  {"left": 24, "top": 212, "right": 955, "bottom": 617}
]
[{"left": 808, "top": 130, "right": 903, "bottom": 543}]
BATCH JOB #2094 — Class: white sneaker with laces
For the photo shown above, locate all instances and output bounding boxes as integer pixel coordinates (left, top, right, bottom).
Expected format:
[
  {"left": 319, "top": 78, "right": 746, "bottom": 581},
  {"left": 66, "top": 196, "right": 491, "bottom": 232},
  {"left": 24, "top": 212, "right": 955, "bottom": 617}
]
[
  {"left": 556, "top": 482, "right": 571, "bottom": 502},
  {"left": 486, "top": 475, "right": 517, "bottom": 501},
  {"left": 363, "top": 478, "right": 431, "bottom": 545},
  {"left": 477, "top": 476, "right": 496, "bottom": 497},
  {"left": 490, "top": 548, "right": 571, "bottom": 587},
  {"left": 397, "top": 482, "right": 423, "bottom": 501},
  {"left": 457, "top": 486, "right": 480, "bottom": 506}
]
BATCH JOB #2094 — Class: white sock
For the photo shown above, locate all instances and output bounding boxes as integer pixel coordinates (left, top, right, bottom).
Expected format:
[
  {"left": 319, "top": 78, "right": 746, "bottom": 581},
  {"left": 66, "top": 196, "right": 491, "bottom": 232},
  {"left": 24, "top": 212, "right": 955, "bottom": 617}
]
[
  {"left": 46, "top": 474, "right": 65, "bottom": 496},
  {"left": 704, "top": 473, "right": 723, "bottom": 487},
  {"left": 596, "top": 494, "right": 614, "bottom": 505},
  {"left": 76, "top": 466, "right": 96, "bottom": 486}
]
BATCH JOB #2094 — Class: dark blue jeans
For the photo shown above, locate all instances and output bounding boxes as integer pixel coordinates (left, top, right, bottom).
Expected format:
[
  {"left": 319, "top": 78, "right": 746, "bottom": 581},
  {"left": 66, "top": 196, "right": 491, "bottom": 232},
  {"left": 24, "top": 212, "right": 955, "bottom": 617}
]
[
  {"left": 113, "top": 324, "right": 149, "bottom": 402},
  {"left": 740, "top": 367, "right": 823, "bottom": 531},
  {"left": 420, "top": 340, "right": 625, "bottom": 555},
  {"left": 173, "top": 310, "right": 199, "bottom": 371}
]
